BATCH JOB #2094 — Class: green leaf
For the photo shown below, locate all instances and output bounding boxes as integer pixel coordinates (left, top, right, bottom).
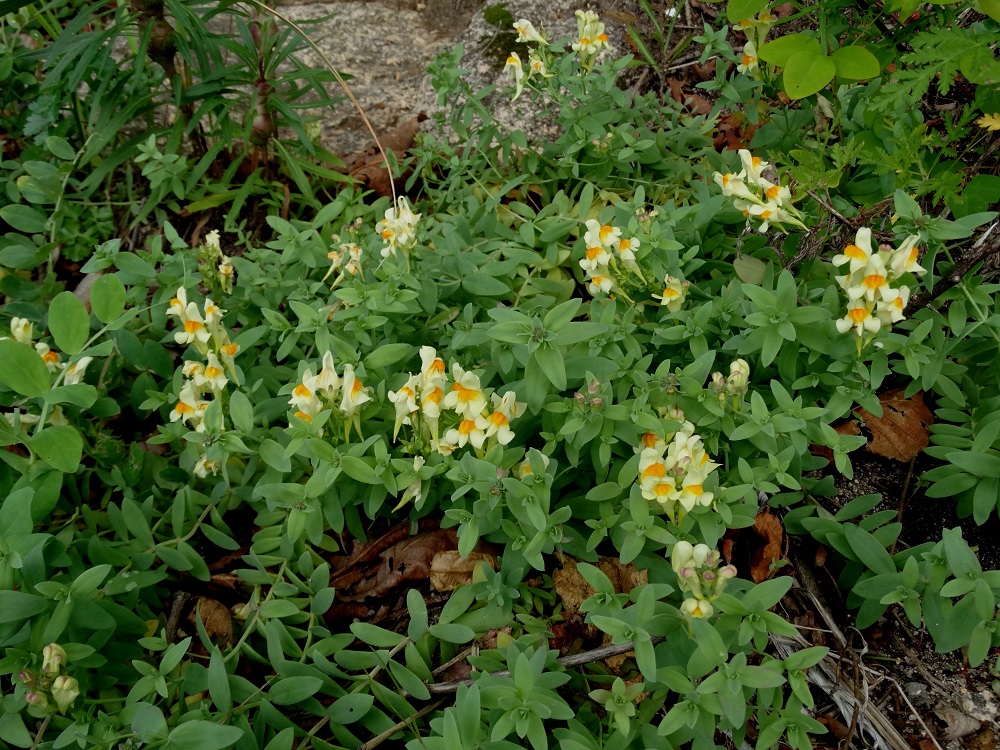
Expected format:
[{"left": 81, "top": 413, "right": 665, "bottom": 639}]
[
  {"left": 0, "top": 340, "right": 51, "bottom": 396},
  {"left": 947, "top": 450, "right": 1000, "bottom": 478},
  {"left": 327, "top": 694, "right": 373, "bottom": 725},
  {"left": 727, "top": 0, "right": 769, "bottom": 21},
  {"left": 758, "top": 33, "right": 821, "bottom": 68},
  {"left": 90, "top": 275, "right": 127, "bottom": 324},
  {"left": 0, "top": 712, "right": 33, "bottom": 748},
  {"left": 269, "top": 676, "right": 323, "bottom": 705},
  {"left": 207, "top": 649, "right": 232, "bottom": 713},
  {"left": 429, "top": 622, "right": 475, "bottom": 643},
  {"left": 350, "top": 622, "right": 406, "bottom": 648},
  {"left": 843, "top": 523, "right": 896, "bottom": 575},
  {"left": 365, "top": 343, "right": 414, "bottom": 371},
  {"left": 783, "top": 50, "right": 837, "bottom": 99},
  {"left": 734, "top": 253, "right": 767, "bottom": 285},
  {"left": 165, "top": 721, "right": 243, "bottom": 750},
  {"left": 407, "top": 589, "right": 428, "bottom": 641},
  {"left": 42, "top": 384, "right": 98, "bottom": 408},
  {"left": 229, "top": 391, "right": 254, "bottom": 433},
  {"left": 0, "top": 204, "right": 47, "bottom": 233},
  {"left": 462, "top": 273, "right": 509, "bottom": 296},
  {"left": 830, "top": 45, "right": 880, "bottom": 80},
  {"left": 49, "top": 291, "right": 90, "bottom": 355},
  {"left": 32, "top": 425, "right": 83, "bottom": 473},
  {"left": 534, "top": 344, "right": 566, "bottom": 390},
  {"left": 0, "top": 591, "right": 49, "bottom": 623},
  {"left": 45, "top": 136, "right": 76, "bottom": 161}
]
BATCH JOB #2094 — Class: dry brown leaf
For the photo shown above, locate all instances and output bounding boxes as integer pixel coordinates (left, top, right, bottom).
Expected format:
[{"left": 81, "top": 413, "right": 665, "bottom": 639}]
[
  {"left": 429, "top": 549, "right": 498, "bottom": 592},
  {"left": 934, "top": 704, "right": 981, "bottom": 741},
  {"left": 553, "top": 558, "right": 648, "bottom": 612},
  {"left": 348, "top": 528, "right": 458, "bottom": 599},
  {"left": 345, "top": 114, "right": 426, "bottom": 197},
  {"left": 189, "top": 597, "right": 232, "bottom": 645},
  {"left": 854, "top": 389, "right": 934, "bottom": 462},
  {"left": 750, "top": 510, "right": 784, "bottom": 583}
]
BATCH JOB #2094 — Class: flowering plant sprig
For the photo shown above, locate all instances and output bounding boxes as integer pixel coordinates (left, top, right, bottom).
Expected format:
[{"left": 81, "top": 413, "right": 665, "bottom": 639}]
[
  {"left": 19, "top": 643, "right": 80, "bottom": 716},
  {"left": 833, "top": 227, "right": 926, "bottom": 349},
  {"left": 287, "top": 350, "right": 372, "bottom": 441},
  {"left": 670, "top": 541, "right": 737, "bottom": 621},
  {"left": 388, "top": 346, "right": 524, "bottom": 459},
  {"left": 375, "top": 196, "right": 421, "bottom": 267},
  {"left": 712, "top": 149, "right": 808, "bottom": 233},
  {"left": 636, "top": 421, "right": 722, "bottom": 524}
]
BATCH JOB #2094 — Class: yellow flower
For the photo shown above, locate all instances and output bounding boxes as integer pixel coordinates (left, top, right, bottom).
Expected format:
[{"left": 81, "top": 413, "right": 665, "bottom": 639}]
[
  {"left": 976, "top": 113, "right": 1000, "bottom": 131},
  {"left": 504, "top": 51, "right": 525, "bottom": 100}
]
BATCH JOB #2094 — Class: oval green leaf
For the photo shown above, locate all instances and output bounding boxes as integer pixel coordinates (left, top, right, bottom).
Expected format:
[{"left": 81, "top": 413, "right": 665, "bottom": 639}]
[
  {"left": 32, "top": 425, "right": 83, "bottom": 473},
  {"left": 727, "top": 0, "right": 769, "bottom": 21},
  {"left": 49, "top": 291, "right": 90, "bottom": 354},
  {"left": 0, "top": 339, "right": 51, "bottom": 396},
  {"left": 783, "top": 50, "right": 837, "bottom": 100},
  {"left": 0, "top": 204, "right": 47, "bottom": 234},
  {"left": 90, "top": 275, "right": 127, "bottom": 324},
  {"left": 830, "top": 45, "right": 880, "bottom": 81},
  {"left": 758, "top": 33, "right": 821, "bottom": 68}
]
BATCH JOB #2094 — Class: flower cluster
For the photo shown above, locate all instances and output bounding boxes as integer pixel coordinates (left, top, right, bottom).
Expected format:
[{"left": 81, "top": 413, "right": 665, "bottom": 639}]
[
  {"left": 389, "top": 347, "right": 525, "bottom": 456},
  {"left": 712, "top": 149, "right": 807, "bottom": 233},
  {"left": 579, "top": 219, "right": 644, "bottom": 297},
  {"left": 166, "top": 287, "right": 239, "bottom": 368},
  {"left": 833, "top": 227, "right": 925, "bottom": 341},
  {"left": 636, "top": 421, "right": 720, "bottom": 523},
  {"left": 198, "top": 230, "right": 235, "bottom": 295},
  {"left": 19, "top": 643, "right": 80, "bottom": 715},
  {"left": 734, "top": 10, "right": 775, "bottom": 77},
  {"left": 323, "top": 237, "right": 363, "bottom": 286},
  {"left": 166, "top": 289, "right": 240, "bottom": 474},
  {"left": 670, "top": 541, "right": 736, "bottom": 621},
  {"left": 504, "top": 19, "right": 553, "bottom": 100},
  {"left": 708, "top": 359, "right": 750, "bottom": 404},
  {"left": 288, "top": 351, "right": 372, "bottom": 441},
  {"left": 651, "top": 274, "right": 690, "bottom": 312},
  {"left": 572, "top": 10, "right": 610, "bottom": 70},
  {"left": 375, "top": 196, "right": 420, "bottom": 262}
]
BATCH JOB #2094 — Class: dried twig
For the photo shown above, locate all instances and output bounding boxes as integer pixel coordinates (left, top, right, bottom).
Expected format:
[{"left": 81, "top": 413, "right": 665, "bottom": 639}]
[
  {"left": 426, "top": 636, "right": 666, "bottom": 695},
  {"left": 906, "top": 221, "right": 1000, "bottom": 314},
  {"left": 358, "top": 700, "right": 445, "bottom": 750}
]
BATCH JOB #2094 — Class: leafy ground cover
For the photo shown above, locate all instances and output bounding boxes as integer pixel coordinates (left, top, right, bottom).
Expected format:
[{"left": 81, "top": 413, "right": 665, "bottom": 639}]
[{"left": 1, "top": 0, "right": 1000, "bottom": 748}]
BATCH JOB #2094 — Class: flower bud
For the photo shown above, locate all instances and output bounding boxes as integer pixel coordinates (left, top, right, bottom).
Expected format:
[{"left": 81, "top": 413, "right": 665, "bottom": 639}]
[
  {"left": 51, "top": 675, "right": 79, "bottom": 714},
  {"left": 42, "top": 644, "right": 67, "bottom": 677},
  {"left": 26, "top": 691, "right": 48, "bottom": 710},
  {"left": 702, "top": 570, "right": 716, "bottom": 581},
  {"left": 591, "top": 397, "right": 604, "bottom": 408},
  {"left": 588, "top": 379, "right": 601, "bottom": 394},
  {"left": 574, "top": 392, "right": 586, "bottom": 406},
  {"left": 719, "top": 565, "right": 737, "bottom": 579},
  {"left": 728, "top": 359, "right": 750, "bottom": 395}
]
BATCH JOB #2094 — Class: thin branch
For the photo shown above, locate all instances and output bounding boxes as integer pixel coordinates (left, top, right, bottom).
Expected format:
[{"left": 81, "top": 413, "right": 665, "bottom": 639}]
[
  {"left": 358, "top": 700, "right": 444, "bottom": 750},
  {"left": 425, "top": 636, "right": 665, "bottom": 695},
  {"left": 906, "top": 221, "right": 1000, "bottom": 314},
  {"left": 807, "top": 190, "right": 853, "bottom": 228}
]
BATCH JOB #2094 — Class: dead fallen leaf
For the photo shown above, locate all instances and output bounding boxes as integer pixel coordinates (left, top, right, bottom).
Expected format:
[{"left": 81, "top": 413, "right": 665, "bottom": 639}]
[
  {"left": 934, "top": 704, "right": 981, "bottom": 741},
  {"left": 429, "top": 549, "right": 498, "bottom": 592},
  {"left": 750, "top": 510, "right": 784, "bottom": 583},
  {"left": 965, "top": 726, "right": 997, "bottom": 750},
  {"left": 189, "top": 597, "right": 232, "bottom": 646},
  {"left": 347, "top": 528, "right": 458, "bottom": 600},
  {"left": 854, "top": 389, "right": 934, "bottom": 462},
  {"left": 343, "top": 114, "right": 426, "bottom": 197},
  {"left": 554, "top": 558, "right": 648, "bottom": 612}
]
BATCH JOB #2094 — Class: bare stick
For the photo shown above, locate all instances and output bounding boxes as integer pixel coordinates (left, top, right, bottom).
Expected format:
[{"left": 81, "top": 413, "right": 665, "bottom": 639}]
[
  {"left": 358, "top": 700, "right": 445, "bottom": 750},
  {"left": 426, "top": 636, "right": 665, "bottom": 695}
]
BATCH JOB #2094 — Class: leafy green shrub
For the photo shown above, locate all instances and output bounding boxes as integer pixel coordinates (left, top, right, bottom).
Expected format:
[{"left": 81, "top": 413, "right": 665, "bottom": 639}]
[{"left": 1, "top": 3, "right": 999, "bottom": 749}]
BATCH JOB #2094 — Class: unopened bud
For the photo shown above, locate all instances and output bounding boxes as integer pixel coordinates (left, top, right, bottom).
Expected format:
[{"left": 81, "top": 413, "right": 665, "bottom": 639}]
[
  {"left": 574, "top": 392, "right": 586, "bottom": 406},
  {"left": 591, "top": 397, "right": 603, "bottom": 408},
  {"left": 719, "top": 565, "right": 737, "bottom": 579},
  {"left": 702, "top": 571, "right": 716, "bottom": 581},
  {"left": 26, "top": 691, "right": 48, "bottom": 710},
  {"left": 588, "top": 379, "right": 601, "bottom": 394}
]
